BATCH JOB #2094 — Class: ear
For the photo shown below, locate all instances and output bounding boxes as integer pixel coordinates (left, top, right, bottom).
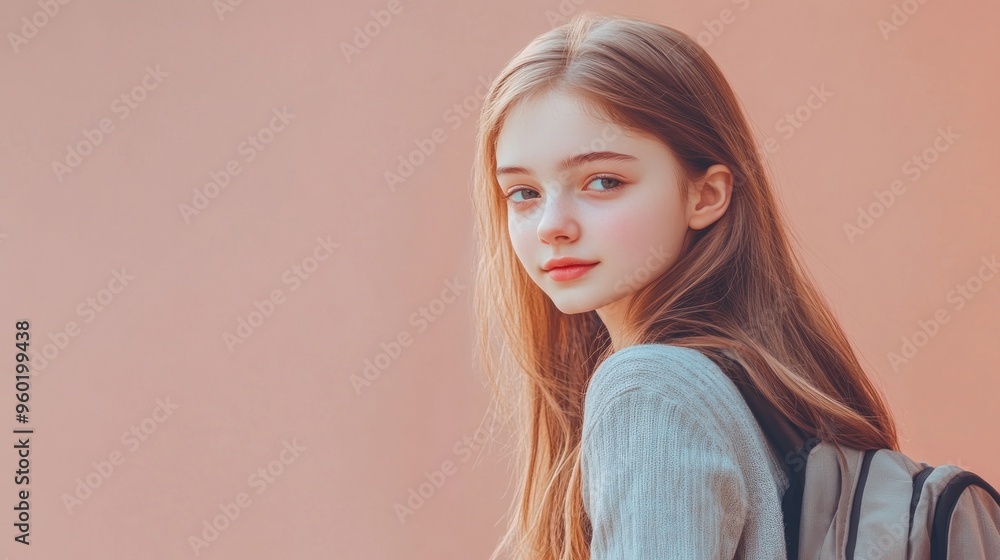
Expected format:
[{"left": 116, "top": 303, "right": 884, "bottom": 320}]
[{"left": 686, "top": 163, "right": 733, "bottom": 230}]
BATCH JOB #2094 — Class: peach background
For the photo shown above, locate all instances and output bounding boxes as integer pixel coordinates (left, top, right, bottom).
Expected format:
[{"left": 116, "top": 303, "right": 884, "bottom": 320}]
[{"left": 0, "top": 0, "right": 997, "bottom": 558}]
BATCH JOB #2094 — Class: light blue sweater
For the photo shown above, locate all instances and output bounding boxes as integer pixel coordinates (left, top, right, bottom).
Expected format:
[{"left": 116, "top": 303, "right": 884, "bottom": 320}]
[{"left": 581, "top": 343, "right": 791, "bottom": 559}]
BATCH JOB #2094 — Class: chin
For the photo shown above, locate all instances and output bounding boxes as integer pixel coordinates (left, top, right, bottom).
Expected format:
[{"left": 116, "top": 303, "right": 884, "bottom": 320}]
[
  {"left": 544, "top": 291, "right": 604, "bottom": 315},
  {"left": 551, "top": 303, "right": 595, "bottom": 315}
]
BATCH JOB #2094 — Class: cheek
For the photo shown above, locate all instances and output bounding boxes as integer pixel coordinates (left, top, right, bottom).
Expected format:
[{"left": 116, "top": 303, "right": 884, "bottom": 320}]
[
  {"left": 597, "top": 199, "right": 686, "bottom": 274},
  {"left": 591, "top": 206, "right": 656, "bottom": 253},
  {"left": 507, "top": 220, "right": 536, "bottom": 266}
]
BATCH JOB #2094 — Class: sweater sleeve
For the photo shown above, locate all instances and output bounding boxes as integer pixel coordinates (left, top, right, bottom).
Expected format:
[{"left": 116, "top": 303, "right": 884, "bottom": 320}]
[{"left": 581, "top": 374, "right": 750, "bottom": 558}]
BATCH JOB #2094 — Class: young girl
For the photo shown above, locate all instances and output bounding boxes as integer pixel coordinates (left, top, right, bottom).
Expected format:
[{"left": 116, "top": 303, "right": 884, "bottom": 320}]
[{"left": 471, "top": 12, "right": 899, "bottom": 560}]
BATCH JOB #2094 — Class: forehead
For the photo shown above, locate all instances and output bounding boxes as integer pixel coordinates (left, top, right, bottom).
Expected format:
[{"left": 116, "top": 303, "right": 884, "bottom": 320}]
[{"left": 495, "top": 90, "right": 643, "bottom": 169}]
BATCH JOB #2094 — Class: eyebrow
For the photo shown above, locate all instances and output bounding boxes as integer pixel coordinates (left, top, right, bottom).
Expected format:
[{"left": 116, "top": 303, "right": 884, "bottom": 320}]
[{"left": 495, "top": 151, "right": 638, "bottom": 177}]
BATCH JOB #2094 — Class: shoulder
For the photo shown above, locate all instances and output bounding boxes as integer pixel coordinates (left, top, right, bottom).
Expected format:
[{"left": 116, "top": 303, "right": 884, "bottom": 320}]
[
  {"left": 582, "top": 343, "right": 762, "bottom": 452},
  {"left": 580, "top": 345, "right": 754, "bottom": 536},
  {"left": 585, "top": 343, "right": 744, "bottom": 417},
  {"left": 580, "top": 344, "right": 789, "bottom": 557}
]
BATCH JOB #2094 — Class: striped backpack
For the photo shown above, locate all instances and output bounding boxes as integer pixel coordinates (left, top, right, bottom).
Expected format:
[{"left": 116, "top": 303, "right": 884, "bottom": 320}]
[{"left": 722, "top": 357, "right": 1000, "bottom": 559}]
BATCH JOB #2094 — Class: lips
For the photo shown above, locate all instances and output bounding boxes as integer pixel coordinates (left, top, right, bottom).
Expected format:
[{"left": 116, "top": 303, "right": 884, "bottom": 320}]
[
  {"left": 542, "top": 257, "right": 599, "bottom": 271},
  {"left": 545, "top": 262, "right": 598, "bottom": 282}
]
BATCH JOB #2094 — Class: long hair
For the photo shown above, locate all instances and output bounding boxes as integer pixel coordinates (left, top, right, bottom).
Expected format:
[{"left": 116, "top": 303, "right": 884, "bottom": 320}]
[{"left": 471, "top": 12, "right": 899, "bottom": 560}]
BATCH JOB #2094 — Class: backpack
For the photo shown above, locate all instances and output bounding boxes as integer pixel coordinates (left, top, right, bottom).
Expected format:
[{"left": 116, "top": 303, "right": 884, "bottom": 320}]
[{"left": 720, "top": 355, "right": 1000, "bottom": 559}]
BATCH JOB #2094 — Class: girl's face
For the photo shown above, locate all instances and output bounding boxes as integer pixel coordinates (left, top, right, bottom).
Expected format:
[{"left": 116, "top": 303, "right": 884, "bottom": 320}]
[{"left": 495, "top": 89, "right": 697, "bottom": 323}]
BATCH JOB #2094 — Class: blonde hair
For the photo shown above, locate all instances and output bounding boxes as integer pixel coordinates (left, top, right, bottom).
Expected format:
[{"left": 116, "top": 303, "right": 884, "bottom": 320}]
[{"left": 471, "top": 12, "right": 899, "bottom": 560}]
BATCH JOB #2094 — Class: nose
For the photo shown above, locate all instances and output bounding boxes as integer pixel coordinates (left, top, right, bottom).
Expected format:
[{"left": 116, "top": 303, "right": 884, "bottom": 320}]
[{"left": 535, "top": 192, "right": 580, "bottom": 245}]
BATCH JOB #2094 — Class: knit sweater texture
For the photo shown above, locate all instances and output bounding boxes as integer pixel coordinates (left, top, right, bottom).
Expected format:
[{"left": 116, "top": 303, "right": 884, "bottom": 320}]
[{"left": 580, "top": 343, "right": 791, "bottom": 559}]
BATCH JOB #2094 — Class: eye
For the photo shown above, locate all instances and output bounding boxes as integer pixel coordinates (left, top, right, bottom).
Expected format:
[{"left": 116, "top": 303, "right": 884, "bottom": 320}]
[
  {"left": 504, "top": 187, "right": 540, "bottom": 203},
  {"left": 587, "top": 174, "right": 624, "bottom": 192}
]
